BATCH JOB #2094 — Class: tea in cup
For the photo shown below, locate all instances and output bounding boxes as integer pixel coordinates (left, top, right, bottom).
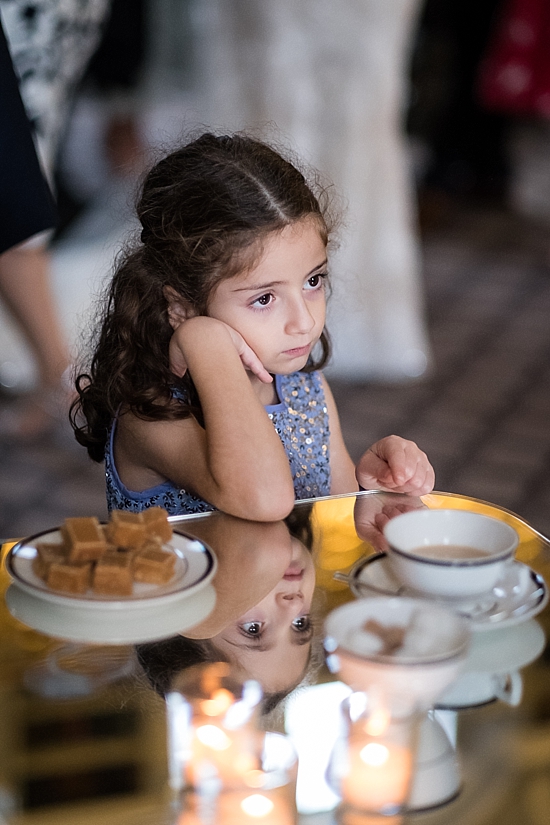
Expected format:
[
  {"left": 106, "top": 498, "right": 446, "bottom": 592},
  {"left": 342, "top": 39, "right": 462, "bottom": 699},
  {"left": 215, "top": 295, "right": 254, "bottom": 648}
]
[{"left": 383, "top": 509, "right": 518, "bottom": 599}]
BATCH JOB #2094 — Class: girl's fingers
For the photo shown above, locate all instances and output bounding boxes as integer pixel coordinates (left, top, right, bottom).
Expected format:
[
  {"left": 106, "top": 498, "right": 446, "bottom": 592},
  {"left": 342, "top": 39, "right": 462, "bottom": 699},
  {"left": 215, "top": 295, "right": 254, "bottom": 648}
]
[
  {"left": 237, "top": 342, "right": 273, "bottom": 384},
  {"left": 356, "top": 448, "right": 393, "bottom": 488},
  {"left": 357, "top": 436, "right": 435, "bottom": 495},
  {"left": 227, "top": 327, "right": 273, "bottom": 384},
  {"left": 168, "top": 336, "right": 188, "bottom": 378}
]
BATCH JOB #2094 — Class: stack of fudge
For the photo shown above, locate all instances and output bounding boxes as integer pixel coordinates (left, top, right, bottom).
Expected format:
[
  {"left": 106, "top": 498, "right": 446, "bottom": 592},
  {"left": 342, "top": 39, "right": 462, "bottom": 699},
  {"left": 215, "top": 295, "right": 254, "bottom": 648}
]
[{"left": 33, "top": 508, "right": 177, "bottom": 596}]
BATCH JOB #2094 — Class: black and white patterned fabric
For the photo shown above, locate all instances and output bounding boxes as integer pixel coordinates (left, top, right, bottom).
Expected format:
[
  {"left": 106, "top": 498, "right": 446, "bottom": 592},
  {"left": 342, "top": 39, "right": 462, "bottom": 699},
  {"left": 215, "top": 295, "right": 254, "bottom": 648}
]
[{"left": 0, "top": 0, "right": 110, "bottom": 178}]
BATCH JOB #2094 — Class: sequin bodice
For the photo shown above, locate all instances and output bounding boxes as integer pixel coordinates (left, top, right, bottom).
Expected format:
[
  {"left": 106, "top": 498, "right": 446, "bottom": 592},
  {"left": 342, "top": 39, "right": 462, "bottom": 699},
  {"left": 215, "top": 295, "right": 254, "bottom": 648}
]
[
  {"left": 266, "top": 371, "right": 331, "bottom": 499},
  {"left": 105, "top": 370, "right": 331, "bottom": 515}
]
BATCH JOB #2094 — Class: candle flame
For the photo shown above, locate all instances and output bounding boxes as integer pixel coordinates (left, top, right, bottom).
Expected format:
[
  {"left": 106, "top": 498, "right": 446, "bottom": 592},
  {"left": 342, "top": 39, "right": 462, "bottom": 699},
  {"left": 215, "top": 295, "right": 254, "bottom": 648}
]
[
  {"left": 200, "top": 688, "right": 234, "bottom": 716},
  {"left": 243, "top": 769, "right": 266, "bottom": 788},
  {"left": 240, "top": 794, "right": 275, "bottom": 817},
  {"left": 359, "top": 742, "right": 390, "bottom": 767},
  {"left": 195, "top": 724, "right": 231, "bottom": 750},
  {"left": 364, "top": 707, "right": 390, "bottom": 736}
]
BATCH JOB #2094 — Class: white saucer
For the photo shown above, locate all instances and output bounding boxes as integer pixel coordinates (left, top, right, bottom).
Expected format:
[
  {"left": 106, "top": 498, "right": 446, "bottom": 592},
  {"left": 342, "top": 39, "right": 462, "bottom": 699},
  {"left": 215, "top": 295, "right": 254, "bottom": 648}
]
[
  {"left": 349, "top": 554, "right": 548, "bottom": 631},
  {"left": 5, "top": 582, "right": 216, "bottom": 644},
  {"left": 5, "top": 528, "right": 218, "bottom": 643},
  {"left": 456, "top": 619, "right": 546, "bottom": 673}
]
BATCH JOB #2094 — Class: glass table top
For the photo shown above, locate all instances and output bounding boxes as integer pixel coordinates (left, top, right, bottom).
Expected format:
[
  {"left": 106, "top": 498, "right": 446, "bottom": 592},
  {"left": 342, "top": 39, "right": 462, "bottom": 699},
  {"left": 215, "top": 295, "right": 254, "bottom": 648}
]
[{"left": 1, "top": 490, "right": 549, "bottom": 824}]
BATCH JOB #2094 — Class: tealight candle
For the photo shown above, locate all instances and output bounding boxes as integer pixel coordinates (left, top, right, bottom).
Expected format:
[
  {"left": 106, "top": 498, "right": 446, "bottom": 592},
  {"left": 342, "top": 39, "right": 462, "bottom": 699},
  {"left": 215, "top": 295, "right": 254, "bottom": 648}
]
[
  {"left": 188, "top": 720, "right": 262, "bottom": 790},
  {"left": 341, "top": 736, "right": 412, "bottom": 813},
  {"left": 167, "top": 662, "right": 264, "bottom": 794},
  {"left": 328, "top": 694, "right": 416, "bottom": 816}
]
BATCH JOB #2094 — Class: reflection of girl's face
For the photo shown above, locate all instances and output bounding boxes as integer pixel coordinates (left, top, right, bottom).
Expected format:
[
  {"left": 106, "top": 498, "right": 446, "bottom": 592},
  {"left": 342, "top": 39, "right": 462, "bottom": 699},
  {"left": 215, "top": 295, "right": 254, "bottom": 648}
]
[{"left": 212, "top": 539, "right": 316, "bottom": 692}]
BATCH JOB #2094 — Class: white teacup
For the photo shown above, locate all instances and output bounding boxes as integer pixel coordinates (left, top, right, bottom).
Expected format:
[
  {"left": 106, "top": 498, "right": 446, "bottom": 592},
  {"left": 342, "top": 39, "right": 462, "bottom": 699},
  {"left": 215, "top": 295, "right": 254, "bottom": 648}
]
[{"left": 383, "top": 509, "right": 518, "bottom": 599}]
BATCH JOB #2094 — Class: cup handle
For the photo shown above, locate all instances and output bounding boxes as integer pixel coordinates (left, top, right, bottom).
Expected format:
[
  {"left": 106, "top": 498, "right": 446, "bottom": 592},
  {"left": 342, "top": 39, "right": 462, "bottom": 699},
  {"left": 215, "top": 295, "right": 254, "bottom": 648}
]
[{"left": 494, "top": 672, "right": 523, "bottom": 706}]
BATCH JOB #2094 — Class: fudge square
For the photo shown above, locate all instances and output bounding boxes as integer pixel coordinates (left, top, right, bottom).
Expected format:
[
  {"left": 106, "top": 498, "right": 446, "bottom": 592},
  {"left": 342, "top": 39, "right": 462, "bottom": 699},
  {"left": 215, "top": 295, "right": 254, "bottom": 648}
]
[
  {"left": 47, "top": 561, "right": 92, "bottom": 594},
  {"left": 33, "top": 542, "right": 67, "bottom": 580},
  {"left": 93, "top": 553, "right": 134, "bottom": 596},
  {"left": 142, "top": 506, "right": 173, "bottom": 543},
  {"left": 106, "top": 511, "right": 147, "bottom": 549},
  {"left": 133, "top": 545, "right": 176, "bottom": 584},
  {"left": 62, "top": 517, "right": 107, "bottom": 562}
]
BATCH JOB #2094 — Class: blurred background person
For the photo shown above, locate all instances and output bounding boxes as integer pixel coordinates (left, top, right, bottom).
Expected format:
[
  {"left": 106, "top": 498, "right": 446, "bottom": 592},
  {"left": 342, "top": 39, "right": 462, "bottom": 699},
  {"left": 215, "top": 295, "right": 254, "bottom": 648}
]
[
  {"left": 0, "top": 18, "right": 56, "bottom": 253},
  {"left": 409, "top": 0, "right": 508, "bottom": 215},
  {"left": 477, "top": 0, "right": 550, "bottom": 222},
  {"left": 192, "top": 0, "right": 431, "bottom": 381},
  {"left": 0, "top": 0, "right": 111, "bottom": 439},
  {"left": 55, "top": 0, "right": 148, "bottom": 232}
]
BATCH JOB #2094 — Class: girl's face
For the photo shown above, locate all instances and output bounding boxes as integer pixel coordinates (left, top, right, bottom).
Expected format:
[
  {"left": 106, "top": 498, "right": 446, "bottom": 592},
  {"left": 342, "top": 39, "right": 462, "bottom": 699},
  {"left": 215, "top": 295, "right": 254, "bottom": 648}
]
[
  {"left": 207, "top": 220, "right": 328, "bottom": 376},
  {"left": 211, "top": 538, "right": 316, "bottom": 692}
]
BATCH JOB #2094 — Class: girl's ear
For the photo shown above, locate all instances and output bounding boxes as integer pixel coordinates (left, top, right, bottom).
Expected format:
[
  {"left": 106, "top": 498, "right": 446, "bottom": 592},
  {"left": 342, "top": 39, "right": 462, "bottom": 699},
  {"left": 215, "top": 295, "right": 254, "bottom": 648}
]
[{"left": 163, "top": 286, "right": 196, "bottom": 330}]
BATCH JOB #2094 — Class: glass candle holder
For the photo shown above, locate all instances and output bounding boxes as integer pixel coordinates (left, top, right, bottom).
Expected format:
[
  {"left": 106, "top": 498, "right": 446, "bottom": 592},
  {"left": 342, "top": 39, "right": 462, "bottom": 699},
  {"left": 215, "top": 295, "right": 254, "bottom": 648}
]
[
  {"left": 167, "top": 662, "right": 298, "bottom": 824},
  {"left": 177, "top": 732, "right": 298, "bottom": 825},
  {"left": 327, "top": 691, "right": 418, "bottom": 817}
]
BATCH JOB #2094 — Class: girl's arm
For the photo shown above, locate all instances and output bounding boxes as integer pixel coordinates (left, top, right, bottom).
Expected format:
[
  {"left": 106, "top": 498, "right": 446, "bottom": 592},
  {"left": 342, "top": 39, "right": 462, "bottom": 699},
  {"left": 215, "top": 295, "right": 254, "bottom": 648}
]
[
  {"left": 118, "top": 316, "right": 296, "bottom": 521},
  {"left": 322, "top": 375, "right": 435, "bottom": 496}
]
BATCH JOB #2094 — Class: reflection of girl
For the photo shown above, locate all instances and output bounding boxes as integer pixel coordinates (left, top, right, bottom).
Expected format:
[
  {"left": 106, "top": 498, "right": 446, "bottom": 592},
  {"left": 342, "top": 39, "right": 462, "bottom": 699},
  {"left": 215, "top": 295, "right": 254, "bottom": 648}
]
[
  {"left": 73, "top": 134, "right": 434, "bottom": 520},
  {"left": 136, "top": 511, "right": 320, "bottom": 712},
  {"left": 209, "top": 537, "right": 316, "bottom": 694}
]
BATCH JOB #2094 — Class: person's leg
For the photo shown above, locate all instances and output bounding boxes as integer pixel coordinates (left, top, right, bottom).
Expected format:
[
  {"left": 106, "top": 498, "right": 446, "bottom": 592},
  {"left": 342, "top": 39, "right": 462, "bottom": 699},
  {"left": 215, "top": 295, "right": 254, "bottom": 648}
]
[{"left": 0, "top": 241, "right": 71, "bottom": 437}]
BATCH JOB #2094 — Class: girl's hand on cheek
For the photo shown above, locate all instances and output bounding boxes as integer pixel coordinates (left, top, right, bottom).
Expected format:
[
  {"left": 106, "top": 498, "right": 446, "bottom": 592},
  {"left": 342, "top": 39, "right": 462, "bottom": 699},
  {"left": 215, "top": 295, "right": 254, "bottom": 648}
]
[
  {"left": 168, "top": 316, "right": 272, "bottom": 384},
  {"left": 223, "top": 324, "right": 273, "bottom": 384},
  {"left": 356, "top": 435, "right": 435, "bottom": 496}
]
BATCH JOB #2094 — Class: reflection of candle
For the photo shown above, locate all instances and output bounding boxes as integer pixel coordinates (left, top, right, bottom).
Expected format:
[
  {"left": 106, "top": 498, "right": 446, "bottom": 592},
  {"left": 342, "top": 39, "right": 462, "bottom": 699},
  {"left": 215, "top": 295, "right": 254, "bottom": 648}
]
[
  {"left": 178, "top": 788, "right": 295, "bottom": 825},
  {"left": 341, "top": 810, "right": 404, "bottom": 825},
  {"left": 188, "top": 722, "right": 261, "bottom": 789},
  {"left": 342, "top": 737, "right": 412, "bottom": 813}
]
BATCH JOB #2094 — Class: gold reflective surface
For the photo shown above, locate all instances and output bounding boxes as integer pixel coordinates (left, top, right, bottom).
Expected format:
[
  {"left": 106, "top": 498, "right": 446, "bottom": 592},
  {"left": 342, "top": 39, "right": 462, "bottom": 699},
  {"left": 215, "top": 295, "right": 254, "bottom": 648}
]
[{"left": 1, "top": 491, "right": 549, "bottom": 825}]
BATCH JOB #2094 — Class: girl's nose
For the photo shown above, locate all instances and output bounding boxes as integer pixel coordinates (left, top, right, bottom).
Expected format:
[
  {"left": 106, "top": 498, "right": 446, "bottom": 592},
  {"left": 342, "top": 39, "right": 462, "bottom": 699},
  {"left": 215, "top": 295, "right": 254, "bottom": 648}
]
[
  {"left": 285, "top": 298, "right": 315, "bottom": 335},
  {"left": 281, "top": 591, "right": 303, "bottom": 601}
]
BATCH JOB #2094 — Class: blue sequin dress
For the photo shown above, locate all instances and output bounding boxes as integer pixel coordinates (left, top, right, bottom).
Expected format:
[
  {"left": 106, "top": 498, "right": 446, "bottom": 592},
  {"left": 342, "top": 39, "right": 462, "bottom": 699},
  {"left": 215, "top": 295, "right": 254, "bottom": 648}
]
[{"left": 105, "top": 370, "right": 331, "bottom": 515}]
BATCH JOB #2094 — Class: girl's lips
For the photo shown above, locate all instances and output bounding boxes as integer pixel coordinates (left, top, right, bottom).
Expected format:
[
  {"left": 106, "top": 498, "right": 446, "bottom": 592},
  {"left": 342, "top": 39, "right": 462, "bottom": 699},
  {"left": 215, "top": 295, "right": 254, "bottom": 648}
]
[{"left": 283, "top": 344, "right": 310, "bottom": 358}]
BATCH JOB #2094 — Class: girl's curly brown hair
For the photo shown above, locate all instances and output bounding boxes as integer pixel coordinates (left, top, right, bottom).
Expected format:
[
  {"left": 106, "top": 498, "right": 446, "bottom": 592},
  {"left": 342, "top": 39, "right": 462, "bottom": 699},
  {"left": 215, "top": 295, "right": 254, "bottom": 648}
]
[{"left": 71, "top": 132, "right": 336, "bottom": 462}]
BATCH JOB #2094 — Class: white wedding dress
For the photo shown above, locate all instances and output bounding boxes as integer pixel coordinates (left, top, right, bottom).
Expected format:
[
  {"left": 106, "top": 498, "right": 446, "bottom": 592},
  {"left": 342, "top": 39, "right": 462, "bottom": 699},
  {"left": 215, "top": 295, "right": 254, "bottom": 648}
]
[{"left": 192, "top": 0, "right": 430, "bottom": 380}]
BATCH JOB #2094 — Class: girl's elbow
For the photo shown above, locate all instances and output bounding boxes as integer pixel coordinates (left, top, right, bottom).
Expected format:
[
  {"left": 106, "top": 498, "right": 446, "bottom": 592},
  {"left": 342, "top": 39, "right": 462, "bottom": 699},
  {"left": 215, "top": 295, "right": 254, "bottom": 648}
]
[
  {"left": 241, "top": 483, "right": 295, "bottom": 522},
  {"left": 261, "top": 487, "right": 296, "bottom": 521},
  {"left": 222, "top": 480, "right": 295, "bottom": 522}
]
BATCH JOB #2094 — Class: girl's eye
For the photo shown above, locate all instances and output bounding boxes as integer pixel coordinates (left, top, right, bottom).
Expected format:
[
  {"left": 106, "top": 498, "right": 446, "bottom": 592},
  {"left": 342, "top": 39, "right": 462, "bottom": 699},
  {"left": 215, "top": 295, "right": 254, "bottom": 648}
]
[
  {"left": 292, "top": 615, "right": 311, "bottom": 632},
  {"left": 241, "top": 621, "right": 264, "bottom": 637},
  {"left": 305, "top": 273, "right": 326, "bottom": 290},
  {"left": 252, "top": 293, "right": 273, "bottom": 308}
]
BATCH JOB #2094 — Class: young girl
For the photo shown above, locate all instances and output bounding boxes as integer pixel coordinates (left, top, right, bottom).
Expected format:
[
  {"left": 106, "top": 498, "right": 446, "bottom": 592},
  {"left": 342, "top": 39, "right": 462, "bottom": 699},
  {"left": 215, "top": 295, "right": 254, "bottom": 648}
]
[{"left": 72, "top": 133, "right": 434, "bottom": 520}]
